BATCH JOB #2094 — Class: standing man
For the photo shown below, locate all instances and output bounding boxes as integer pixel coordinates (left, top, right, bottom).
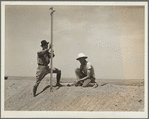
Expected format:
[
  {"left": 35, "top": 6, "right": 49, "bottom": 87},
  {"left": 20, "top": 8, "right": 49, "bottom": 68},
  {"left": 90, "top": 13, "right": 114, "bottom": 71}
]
[
  {"left": 75, "top": 53, "right": 98, "bottom": 87},
  {"left": 33, "top": 40, "right": 62, "bottom": 97}
]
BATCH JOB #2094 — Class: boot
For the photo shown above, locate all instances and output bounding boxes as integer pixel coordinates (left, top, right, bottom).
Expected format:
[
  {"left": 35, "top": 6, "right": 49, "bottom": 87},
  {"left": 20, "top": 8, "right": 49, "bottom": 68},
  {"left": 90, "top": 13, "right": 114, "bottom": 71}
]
[
  {"left": 55, "top": 73, "right": 62, "bottom": 87},
  {"left": 33, "top": 85, "right": 37, "bottom": 97},
  {"left": 93, "top": 83, "right": 98, "bottom": 88}
]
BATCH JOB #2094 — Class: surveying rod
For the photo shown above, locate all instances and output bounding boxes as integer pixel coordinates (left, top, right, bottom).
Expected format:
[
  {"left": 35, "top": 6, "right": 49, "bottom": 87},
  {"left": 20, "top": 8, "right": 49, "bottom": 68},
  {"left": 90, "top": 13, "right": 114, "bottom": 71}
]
[{"left": 49, "top": 7, "right": 55, "bottom": 92}]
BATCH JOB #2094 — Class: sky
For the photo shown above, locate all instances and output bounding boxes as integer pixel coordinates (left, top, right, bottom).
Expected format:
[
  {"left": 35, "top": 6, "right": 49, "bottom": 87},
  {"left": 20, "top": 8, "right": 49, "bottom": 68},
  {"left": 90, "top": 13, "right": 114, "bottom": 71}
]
[{"left": 4, "top": 5, "right": 145, "bottom": 79}]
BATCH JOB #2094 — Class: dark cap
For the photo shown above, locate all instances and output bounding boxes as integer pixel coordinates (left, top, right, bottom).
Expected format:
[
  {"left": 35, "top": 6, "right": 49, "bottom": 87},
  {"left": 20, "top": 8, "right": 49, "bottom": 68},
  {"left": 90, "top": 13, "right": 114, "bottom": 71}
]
[{"left": 41, "top": 40, "right": 49, "bottom": 46}]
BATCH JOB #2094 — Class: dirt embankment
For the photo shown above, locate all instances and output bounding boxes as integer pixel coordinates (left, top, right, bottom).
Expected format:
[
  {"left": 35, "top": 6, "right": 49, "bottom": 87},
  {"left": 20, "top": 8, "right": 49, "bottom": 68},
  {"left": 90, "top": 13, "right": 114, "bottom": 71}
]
[{"left": 4, "top": 77, "right": 144, "bottom": 111}]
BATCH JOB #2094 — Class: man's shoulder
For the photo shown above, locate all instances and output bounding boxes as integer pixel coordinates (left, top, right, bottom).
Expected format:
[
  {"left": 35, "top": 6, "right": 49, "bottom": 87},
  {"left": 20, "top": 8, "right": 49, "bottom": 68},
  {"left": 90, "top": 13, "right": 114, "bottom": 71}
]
[
  {"left": 87, "top": 62, "right": 91, "bottom": 65},
  {"left": 37, "top": 50, "right": 41, "bottom": 53},
  {"left": 86, "top": 62, "right": 92, "bottom": 69}
]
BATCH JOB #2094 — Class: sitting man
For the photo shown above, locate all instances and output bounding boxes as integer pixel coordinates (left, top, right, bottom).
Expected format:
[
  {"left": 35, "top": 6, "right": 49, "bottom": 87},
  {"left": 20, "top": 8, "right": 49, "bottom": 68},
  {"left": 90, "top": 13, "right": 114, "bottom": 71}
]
[
  {"left": 75, "top": 53, "right": 98, "bottom": 87},
  {"left": 33, "top": 40, "right": 62, "bottom": 97}
]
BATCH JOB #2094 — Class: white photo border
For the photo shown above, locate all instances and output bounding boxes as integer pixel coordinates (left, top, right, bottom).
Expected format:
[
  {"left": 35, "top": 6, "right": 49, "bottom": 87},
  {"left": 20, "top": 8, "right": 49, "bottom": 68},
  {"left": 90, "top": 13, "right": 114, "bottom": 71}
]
[{"left": 1, "top": 1, "right": 148, "bottom": 118}]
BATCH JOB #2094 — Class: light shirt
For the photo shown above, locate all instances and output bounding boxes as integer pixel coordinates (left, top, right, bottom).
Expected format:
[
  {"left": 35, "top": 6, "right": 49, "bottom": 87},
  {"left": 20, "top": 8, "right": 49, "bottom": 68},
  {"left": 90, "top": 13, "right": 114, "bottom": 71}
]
[{"left": 80, "top": 61, "right": 95, "bottom": 79}]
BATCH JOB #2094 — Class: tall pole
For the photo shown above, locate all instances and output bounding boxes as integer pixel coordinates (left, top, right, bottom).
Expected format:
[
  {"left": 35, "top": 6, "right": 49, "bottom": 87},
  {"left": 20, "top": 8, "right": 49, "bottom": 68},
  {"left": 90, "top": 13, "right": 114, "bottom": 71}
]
[{"left": 49, "top": 7, "right": 55, "bottom": 92}]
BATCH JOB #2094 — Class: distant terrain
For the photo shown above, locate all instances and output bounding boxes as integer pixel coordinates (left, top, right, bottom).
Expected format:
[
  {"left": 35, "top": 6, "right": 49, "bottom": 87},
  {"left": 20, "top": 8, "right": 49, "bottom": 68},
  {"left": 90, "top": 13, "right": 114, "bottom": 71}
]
[{"left": 4, "top": 76, "right": 144, "bottom": 111}]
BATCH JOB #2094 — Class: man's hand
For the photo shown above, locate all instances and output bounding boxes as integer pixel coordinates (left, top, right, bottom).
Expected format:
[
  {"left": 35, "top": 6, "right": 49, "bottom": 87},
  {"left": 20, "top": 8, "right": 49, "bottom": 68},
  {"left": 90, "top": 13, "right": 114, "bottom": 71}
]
[
  {"left": 44, "top": 48, "right": 49, "bottom": 52},
  {"left": 49, "top": 49, "right": 55, "bottom": 58},
  {"left": 76, "top": 80, "right": 81, "bottom": 83},
  {"left": 49, "top": 44, "right": 52, "bottom": 49},
  {"left": 46, "top": 44, "right": 52, "bottom": 52},
  {"left": 50, "top": 49, "right": 54, "bottom": 53},
  {"left": 75, "top": 80, "right": 83, "bottom": 86}
]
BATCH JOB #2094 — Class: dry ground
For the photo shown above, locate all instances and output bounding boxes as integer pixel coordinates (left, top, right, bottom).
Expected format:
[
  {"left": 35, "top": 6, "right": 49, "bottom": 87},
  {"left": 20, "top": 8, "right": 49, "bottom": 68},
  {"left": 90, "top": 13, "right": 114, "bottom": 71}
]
[{"left": 4, "top": 76, "right": 144, "bottom": 111}]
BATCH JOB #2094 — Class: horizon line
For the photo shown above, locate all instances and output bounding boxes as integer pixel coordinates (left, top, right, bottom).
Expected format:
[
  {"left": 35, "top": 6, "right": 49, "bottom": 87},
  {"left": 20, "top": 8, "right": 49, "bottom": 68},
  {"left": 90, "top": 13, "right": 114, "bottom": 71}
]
[{"left": 4, "top": 76, "right": 144, "bottom": 80}]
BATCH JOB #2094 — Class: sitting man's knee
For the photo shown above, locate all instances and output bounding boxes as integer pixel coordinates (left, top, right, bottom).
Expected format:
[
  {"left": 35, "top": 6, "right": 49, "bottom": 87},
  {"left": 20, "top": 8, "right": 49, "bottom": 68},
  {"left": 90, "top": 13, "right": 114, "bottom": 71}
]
[{"left": 82, "top": 84, "right": 88, "bottom": 87}]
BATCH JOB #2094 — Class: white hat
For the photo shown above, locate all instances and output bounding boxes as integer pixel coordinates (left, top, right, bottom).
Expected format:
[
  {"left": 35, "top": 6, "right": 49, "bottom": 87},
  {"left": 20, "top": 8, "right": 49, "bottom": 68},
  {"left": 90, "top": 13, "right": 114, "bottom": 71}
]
[{"left": 76, "top": 53, "right": 88, "bottom": 60}]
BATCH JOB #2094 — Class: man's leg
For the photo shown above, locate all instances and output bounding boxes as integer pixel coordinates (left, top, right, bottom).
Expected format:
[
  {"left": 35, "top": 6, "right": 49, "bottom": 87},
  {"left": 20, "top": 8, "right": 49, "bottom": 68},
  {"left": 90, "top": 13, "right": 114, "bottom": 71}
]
[
  {"left": 83, "top": 78, "right": 98, "bottom": 88},
  {"left": 33, "top": 66, "right": 47, "bottom": 97},
  {"left": 56, "top": 69, "right": 61, "bottom": 86},
  {"left": 75, "top": 68, "right": 86, "bottom": 79},
  {"left": 33, "top": 79, "right": 40, "bottom": 97},
  {"left": 82, "top": 78, "right": 92, "bottom": 87},
  {"left": 75, "top": 68, "right": 86, "bottom": 86},
  {"left": 51, "top": 67, "right": 62, "bottom": 87}
]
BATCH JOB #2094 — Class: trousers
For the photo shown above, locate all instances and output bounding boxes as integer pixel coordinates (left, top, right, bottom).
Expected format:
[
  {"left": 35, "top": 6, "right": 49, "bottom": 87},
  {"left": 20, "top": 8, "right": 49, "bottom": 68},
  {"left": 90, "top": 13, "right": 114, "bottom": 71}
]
[
  {"left": 33, "top": 65, "right": 61, "bottom": 97},
  {"left": 35, "top": 66, "right": 61, "bottom": 87},
  {"left": 75, "top": 68, "right": 95, "bottom": 87}
]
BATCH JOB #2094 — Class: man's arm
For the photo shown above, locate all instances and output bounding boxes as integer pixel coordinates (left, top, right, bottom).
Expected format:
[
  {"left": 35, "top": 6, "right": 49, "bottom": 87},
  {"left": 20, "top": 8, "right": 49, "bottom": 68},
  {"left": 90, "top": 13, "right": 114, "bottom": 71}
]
[
  {"left": 48, "top": 49, "right": 55, "bottom": 58},
  {"left": 38, "top": 44, "right": 51, "bottom": 57},
  {"left": 37, "top": 49, "right": 49, "bottom": 57},
  {"left": 79, "top": 69, "right": 91, "bottom": 82}
]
